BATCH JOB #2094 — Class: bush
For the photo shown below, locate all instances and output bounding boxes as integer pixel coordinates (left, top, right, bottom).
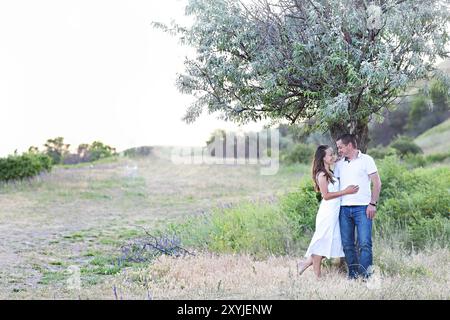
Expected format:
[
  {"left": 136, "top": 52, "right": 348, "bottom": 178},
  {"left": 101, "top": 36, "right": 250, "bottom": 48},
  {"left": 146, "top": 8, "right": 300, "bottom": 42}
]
[
  {"left": 376, "top": 156, "right": 450, "bottom": 248},
  {"left": 398, "top": 152, "right": 450, "bottom": 169},
  {"left": 0, "top": 152, "right": 52, "bottom": 182},
  {"left": 367, "top": 146, "right": 397, "bottom": 159},
  {"left": 87, "top": 141, "right": 117, "bottom": 161},
  {"left": 280, "top": 178, "right": 320, "bottom": 238},
  {"left": 162, "top": 155, "right": 449, "bottom": 256},
  {"left": 377, "top": 156, "right": 423, "bottom": 199},
  {"left": 123, "top": 146, "right": 154, "bottom": 158},
  {"left": 36, "top": 153, "right": 53, "bottom": 172},
  {"left": 425, "top": 152, "right": 450, "bottom": 164},
  {"left": 282, "top": 143, "right": 315, "bottom": 164},
  {"left": 167, "top": 202, "right": 297, "bottom": 257},
  {"left": 402, "top": 153, "right": 427, "bottom": 168},
  {"left": 389, "top": 136, "right": 423, "bottom": 157},
  {"left": 165, "top": 178, "right": 321, "bottom": 257}
]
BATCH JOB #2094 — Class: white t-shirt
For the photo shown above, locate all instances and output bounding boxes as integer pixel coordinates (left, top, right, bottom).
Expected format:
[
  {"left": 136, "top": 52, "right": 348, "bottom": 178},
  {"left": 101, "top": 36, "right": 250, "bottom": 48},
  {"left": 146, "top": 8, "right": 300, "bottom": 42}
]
[{"left": 334, "top": 151, "right": 378, "bottom": 206}]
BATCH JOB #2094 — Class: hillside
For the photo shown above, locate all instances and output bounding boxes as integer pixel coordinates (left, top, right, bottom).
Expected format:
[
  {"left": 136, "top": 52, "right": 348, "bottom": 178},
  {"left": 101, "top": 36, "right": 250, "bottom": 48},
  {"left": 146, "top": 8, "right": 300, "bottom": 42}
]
[{"left": 415, "top": 118, "right": 450, "bottom": 154}]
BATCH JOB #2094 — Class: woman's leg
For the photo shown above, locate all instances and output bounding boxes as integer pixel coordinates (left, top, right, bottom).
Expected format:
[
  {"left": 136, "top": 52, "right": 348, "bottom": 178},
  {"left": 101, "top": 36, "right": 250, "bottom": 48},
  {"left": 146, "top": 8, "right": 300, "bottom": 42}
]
[
  {"left": 312, "top": 254, "right": 323, "bottom": 278},
  {"left": 298, "top": 256, "right": 313, "bottom": 275}
]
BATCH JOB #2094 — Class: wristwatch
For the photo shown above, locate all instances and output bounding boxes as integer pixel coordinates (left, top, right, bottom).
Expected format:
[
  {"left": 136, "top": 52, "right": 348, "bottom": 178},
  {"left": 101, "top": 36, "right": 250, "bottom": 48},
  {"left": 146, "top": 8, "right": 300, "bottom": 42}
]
[{"left": 369, "top": 202, "right": 377, "bottom": 207}]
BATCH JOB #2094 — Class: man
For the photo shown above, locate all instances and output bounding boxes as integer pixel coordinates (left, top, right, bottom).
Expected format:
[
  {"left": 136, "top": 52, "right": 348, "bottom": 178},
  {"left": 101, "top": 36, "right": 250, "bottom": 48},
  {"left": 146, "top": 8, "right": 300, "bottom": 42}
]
[{"left": 334, "top": 134, "right": 382, "bottom": 279}]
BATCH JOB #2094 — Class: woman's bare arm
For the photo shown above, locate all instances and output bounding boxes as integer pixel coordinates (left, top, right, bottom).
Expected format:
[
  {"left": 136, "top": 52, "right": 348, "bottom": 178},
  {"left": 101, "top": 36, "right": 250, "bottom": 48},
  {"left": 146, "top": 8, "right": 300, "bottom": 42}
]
[{"left": 317, "top": 173, "right": 358, "bottom": 200}]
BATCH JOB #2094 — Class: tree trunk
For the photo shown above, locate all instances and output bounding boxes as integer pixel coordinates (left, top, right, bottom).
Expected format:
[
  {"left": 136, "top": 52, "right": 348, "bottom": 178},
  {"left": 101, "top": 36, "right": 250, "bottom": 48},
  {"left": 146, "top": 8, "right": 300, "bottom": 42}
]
[{"left": 329, "top": 120, "right": 370, "bottom": 153}]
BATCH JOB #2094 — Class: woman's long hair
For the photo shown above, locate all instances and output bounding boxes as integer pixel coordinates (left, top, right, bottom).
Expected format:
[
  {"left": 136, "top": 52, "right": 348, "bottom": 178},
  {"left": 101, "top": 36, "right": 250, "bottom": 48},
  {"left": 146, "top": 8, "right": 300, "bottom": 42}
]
[{"left": 311, "top": 145, "right": 334, "bottom": 192}]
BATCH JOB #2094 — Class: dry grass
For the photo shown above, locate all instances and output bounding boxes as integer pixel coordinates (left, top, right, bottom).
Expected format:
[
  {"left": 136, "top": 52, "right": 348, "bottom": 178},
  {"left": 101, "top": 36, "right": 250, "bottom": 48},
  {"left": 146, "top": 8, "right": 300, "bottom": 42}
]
[{"left": 36, "top": 246, "right": 448, "bottom": 300}]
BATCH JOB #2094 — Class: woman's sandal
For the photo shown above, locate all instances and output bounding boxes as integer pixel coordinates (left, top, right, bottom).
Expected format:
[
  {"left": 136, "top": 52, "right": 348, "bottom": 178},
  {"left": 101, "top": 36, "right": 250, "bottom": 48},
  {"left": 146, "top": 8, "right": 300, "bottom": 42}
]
[{"left": 297, "top": 260, "right": 312, "bottom": 276}]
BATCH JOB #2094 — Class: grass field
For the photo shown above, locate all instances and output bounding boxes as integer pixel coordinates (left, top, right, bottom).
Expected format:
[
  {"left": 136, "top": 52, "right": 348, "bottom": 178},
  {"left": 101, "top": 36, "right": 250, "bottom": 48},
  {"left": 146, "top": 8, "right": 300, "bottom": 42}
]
[
  {"left": 0, "top": 148, "right": 448, "bottom": 299},
  {"left": 0, "top": 148, "right": 307, "bottom": 299}
]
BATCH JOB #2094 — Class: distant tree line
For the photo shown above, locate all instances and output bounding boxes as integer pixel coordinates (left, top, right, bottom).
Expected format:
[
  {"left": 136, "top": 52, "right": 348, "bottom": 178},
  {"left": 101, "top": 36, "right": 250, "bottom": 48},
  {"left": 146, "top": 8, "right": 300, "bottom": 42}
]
[
  {"left": 28, "top": 137, "right": 118, "bottom": 165},
  {"left": 122, "top": 146, "right": 154, "bottom": 158},
  {"left": 0, "top": 137, "right": 117, "bottom": 182}
]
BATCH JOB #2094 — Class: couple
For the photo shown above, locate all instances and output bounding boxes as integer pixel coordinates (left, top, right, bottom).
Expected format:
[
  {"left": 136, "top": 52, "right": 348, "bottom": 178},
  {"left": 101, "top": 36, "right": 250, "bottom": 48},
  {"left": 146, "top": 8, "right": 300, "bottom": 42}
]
[{"left": 299, "top": 134, "right": 382, "bottom": 279}]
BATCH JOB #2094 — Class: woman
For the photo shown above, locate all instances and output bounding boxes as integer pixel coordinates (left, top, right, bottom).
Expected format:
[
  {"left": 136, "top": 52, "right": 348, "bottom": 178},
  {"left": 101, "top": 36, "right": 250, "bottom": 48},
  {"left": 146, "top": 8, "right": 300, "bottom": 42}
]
[{"left": 298, "top": 145, "right": 359, "bottom": 278}]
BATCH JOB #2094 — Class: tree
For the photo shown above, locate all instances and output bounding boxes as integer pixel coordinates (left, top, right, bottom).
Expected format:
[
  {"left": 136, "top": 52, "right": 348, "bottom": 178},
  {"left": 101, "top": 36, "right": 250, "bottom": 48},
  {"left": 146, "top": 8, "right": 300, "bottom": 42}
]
[
  {"left": 154, "top": 0, "right": 450, "bottom": 151},
  {"left": 27, "top": 146, "right": 40, "bottom": 154},
  {"left": 429, "top": 78, "right": 450, "bottom": 123},
  {"left": 405, "top": 79, "right": 450, "bottom": 135},
  {"left": 44, "top": 137, "right": 70, "bottom": 165},
  {"left": 87, "top": 141, "right": 117, "bottom": 161},
  {"left": 429, "top": 79, "right": 449, "bottom": 114},
  {"left": 77, "top": 143, "right": 89, "bottom": 157},
  {"left": 407, "top": 95, "right": 429, "bottom": 131},
  {"left": 77, "top": 143, "right": 91, "bottom": 162}
]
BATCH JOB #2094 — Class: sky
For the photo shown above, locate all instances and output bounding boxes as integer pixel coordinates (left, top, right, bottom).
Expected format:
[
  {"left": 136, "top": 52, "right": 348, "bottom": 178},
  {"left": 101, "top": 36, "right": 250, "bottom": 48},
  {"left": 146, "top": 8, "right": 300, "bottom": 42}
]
[{"left": 0, "top": 0, "right": 268, "bottom": 157}]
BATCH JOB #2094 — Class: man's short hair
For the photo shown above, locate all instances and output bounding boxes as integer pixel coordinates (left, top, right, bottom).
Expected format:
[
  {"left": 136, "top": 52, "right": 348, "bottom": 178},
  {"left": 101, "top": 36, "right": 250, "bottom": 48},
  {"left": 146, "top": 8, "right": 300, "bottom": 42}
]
[{"left": 337, "top": 133, "right": 357, "bottom": 148}]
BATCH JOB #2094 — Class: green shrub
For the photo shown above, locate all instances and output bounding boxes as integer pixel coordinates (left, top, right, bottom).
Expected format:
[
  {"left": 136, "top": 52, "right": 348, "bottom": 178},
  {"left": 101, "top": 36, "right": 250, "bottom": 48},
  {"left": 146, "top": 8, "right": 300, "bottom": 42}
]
[
  {"left": 402, "top": 153, "right": 427, "bottom": 168},
  {"left": 162, "top": 155, "right": 449, "bottom": 256},
  {"left": 0, "top": 152, "right": 53, "bottom": 182},
  {"left": 123, "top": 146, "right": 154, "bottom": 158},
  {"left": 165, "top": 177, "right": 321, "bottom": 257},
  {"left": 376, "top": 157, "right": 450, "bottom": 248},
  {"left": 280, "top": 178, "right": 320, "bottom": 238},
  {"left": 389, "top": 136, "right": 423, "bottom": 157},
  {"left": 87, "top": 141, "right": 117, "bottom": 161},
  {"left": 36, "top": 153, "right": 53, "bottom": 172},
  {"left": 371, "top": 146, "right": 398, "bottom": 159},
  {"left": 408, "top": 216, "right": 449, "bottom": 248},
  {"left": 367, "top": 146, "right": 398, "bottom": 159},
  {"left": 282, "top": 143, "right": 315, "bottom": 164},
  {"left": 425, "top": 152, "right": 450, "bottom": 164},
  {"left": 167, "top": 202, "right": 297, "bottom": 257},
  {"left": 400, "top": 152, "right": 450, "bottom": 169},
  {"left": 377, "top": 156, "right": 422, "bottom": 198}
]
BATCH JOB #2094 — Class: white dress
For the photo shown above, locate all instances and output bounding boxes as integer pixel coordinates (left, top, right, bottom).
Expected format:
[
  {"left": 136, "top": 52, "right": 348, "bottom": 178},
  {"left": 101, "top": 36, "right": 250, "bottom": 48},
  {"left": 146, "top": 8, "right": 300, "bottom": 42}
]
[{"left": 304, "top": 177, "right": 345, "bottom": 259}]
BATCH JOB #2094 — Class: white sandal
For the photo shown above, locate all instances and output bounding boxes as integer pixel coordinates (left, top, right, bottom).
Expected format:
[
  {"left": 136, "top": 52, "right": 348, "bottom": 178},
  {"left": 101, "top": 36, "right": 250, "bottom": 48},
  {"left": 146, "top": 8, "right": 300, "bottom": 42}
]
[{"left": 297, "top": 260, "right": 311, "bottom": 276}]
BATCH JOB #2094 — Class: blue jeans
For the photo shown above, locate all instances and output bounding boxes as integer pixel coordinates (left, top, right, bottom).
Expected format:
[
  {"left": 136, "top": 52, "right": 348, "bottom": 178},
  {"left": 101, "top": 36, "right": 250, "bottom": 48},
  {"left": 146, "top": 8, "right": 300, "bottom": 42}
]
[{"left": 339, "top": 206, "right": 373, "bottom": 279}]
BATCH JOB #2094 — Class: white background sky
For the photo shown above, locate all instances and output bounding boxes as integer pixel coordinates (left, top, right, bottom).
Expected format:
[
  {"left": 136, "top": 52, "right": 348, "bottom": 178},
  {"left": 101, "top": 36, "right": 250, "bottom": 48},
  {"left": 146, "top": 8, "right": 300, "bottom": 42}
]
[{"left": 0, "top": 0, "right": 267, "bottom": 157}]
